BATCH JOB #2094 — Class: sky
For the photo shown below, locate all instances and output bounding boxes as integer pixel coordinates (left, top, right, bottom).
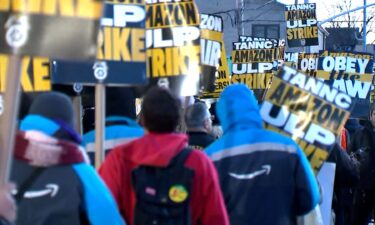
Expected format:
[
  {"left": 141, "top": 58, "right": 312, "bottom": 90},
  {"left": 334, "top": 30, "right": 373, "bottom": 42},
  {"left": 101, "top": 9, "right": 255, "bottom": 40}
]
[{"left": 277, "top": 0, "right": 375, "bottom": 43}]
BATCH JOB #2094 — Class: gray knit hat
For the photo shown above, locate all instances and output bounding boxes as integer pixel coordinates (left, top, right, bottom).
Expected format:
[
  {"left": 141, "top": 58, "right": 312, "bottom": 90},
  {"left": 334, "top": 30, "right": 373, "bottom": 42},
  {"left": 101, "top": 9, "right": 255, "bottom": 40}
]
[{"left": 28, "top": 92, "right": 74, "bottom": 127}]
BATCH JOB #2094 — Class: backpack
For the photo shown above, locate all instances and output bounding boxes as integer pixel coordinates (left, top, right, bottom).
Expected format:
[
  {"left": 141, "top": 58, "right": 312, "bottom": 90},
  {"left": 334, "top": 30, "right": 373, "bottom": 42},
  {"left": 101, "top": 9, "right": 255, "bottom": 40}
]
[{"left": 132, "top": 148, "right": 194, "bottom": 225}]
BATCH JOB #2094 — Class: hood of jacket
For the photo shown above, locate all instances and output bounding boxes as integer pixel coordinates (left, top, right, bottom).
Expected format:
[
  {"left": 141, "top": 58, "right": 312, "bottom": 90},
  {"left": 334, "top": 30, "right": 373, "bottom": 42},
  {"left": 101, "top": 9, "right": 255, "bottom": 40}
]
[
  {"left": 119, "top": 132, "right": 188, "bottom": 167},
  {"left": 217, "top": 84, "right": 263, "bottom": 134},
  {"left": 15, "top": 131, "right": 89, "bottom": 167}
]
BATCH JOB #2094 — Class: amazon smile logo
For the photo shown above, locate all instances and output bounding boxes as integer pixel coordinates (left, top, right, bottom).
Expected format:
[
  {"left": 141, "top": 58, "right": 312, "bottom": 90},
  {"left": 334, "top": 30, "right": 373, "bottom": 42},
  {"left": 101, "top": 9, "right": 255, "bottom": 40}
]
[
  {"left": 12, "top": 184, "right": 59, "bottom": 198},
  {"left": 229, "top": 165, "right": 271, "bottom": 180}
]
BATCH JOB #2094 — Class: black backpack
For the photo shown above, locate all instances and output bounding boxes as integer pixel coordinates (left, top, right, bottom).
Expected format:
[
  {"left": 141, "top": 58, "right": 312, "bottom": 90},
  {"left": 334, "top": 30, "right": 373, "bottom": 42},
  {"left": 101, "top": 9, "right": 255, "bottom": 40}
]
[{"left": 132, "top": 148, "right": 194, "bottom": 225}]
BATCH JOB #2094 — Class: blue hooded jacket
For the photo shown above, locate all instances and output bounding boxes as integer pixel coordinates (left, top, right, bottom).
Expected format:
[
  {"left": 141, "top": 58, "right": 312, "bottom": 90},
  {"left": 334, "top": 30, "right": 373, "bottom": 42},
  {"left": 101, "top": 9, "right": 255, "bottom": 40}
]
[
  {"left": 205, "top": 84, "right": 320, "bottom": 225},
  {"left": 83, "top": 116, "right": 144, "bottom": 165}
]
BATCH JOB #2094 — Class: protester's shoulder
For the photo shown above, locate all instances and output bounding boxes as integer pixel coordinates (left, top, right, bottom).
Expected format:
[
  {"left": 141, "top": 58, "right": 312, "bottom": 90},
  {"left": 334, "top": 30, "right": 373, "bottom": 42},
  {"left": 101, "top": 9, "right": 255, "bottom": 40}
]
[
  {"left": 73, "top": 163, "right": 118, "bottom": 188},
  {"left": 106, "top": 125, "right": 144, "bottom": 138},
  {"left": 186, "top": 149, "right": 209, "bottom": 162},
  {"left": 238, "top": 129, "right": 299, "bottom": 151},
  {"left": 185, "top": 149, "right": 215, "bottom": 172},
  {"left": 107, "top": 140, "right": 135, "bottom": 158},
  {"left": 82, "top": 129, "right": 95, "bottom": 145},
  {"left": 71, "top": 163, "right": 102, "bottom": 186},
  {"left": 83, "top": 124, "right": 144, "bottom": 145},
  {"left": 352, "top": 124, "right": 368, "bottom": 137},
  {"left": 208, "top": 127, "right": 297, "bottom": 147},
  {"left": 259, "top": 129, "right": 297, "bottom": 145},
  {"left": 350, "top": 125, "right": 368, "bottom": 146}
]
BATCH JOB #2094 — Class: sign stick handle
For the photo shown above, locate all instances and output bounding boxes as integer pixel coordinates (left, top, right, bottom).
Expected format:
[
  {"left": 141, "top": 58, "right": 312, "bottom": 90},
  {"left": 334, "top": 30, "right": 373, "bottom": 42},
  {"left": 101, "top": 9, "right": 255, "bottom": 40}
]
[
  {"left": 179, "top": 96, "right": 191, "bottom": 133},
  {"left": 0, "top": 55, "right": 22, "bottom": 185},
  {"left": 95, "top": 83, "right": 106, "bottom": 169},
  {"left": 72, "top": 96, "right": 83, "bottom": 135}
]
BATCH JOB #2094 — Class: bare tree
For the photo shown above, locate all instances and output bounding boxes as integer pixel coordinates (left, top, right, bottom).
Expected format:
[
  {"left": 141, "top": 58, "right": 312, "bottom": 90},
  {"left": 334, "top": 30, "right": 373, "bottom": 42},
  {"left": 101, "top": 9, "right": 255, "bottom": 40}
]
[{"left": 323, "top": 0, "right": 375, "bottom": 40}]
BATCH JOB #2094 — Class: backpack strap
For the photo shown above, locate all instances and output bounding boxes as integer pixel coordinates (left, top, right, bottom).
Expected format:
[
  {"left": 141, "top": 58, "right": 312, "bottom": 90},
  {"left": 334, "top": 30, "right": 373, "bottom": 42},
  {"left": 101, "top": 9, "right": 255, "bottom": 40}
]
[
  {"left": 168, "top": 147, "right": 193, "bottom": 168},
  {"left": 15, "top": 167, "right": 45, "bottom": 203}
]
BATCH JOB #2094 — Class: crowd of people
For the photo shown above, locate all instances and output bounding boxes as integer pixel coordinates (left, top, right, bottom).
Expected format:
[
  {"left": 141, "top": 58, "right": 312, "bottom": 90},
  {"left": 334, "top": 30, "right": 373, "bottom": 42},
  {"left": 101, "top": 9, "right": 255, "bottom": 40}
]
[{"left": 0, "top": 84, "right": 374, "bottom": 225}]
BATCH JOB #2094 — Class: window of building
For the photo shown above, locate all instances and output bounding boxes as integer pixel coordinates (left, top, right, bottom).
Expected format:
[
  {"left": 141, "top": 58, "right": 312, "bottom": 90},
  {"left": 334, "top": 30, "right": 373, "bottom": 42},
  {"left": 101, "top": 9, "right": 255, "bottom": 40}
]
[{"left": 252, "top": 24, "right": 280, "bottom": 39}]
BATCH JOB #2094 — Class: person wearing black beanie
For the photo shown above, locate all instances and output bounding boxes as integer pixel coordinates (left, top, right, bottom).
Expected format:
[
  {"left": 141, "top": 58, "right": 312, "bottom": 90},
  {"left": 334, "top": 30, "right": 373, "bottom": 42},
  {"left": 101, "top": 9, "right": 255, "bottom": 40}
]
[
  {"left": 28, "top": 92, "right": 74, "bottom": 127},
  {"left": 105, "top": 87, "right": 137, "bottom": 120},
  {"left": 23, "top": 92, "right": 81, "bottom": 144},
  {"left": 11, "top": 91, "right": 125, "bottom": 225}
]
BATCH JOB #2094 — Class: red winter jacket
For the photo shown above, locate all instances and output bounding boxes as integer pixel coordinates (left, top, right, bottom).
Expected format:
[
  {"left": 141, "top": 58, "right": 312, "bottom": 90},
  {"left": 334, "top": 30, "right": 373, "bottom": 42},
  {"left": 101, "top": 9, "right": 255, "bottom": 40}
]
[{"left": 99, "top": 133, "right": 229, "bottom": 225}]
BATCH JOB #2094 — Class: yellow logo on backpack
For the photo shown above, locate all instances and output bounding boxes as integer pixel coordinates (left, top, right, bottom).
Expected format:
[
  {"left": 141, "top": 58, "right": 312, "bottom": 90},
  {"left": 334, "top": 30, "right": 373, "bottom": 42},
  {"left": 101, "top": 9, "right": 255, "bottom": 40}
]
[{"left": 169, "top": 185, "right": 188, "bottom": 203}]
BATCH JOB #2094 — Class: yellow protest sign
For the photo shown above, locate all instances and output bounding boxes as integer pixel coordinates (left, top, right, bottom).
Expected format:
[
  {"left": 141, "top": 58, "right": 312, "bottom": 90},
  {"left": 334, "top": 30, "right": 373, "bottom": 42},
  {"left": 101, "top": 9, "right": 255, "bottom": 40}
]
[
  {"left": 200, "top": 14, "right": 229, "bottom": 98},
  {"left": 261, "top": 66, "right": 353, "bottom": 173},
  {"left": 145, "top": 0, "right": 200, "bottom": 96},
  {"left": 0, "top": 0, "right": 103, "bottom": 59},
  {"left": 285, "top": 3, "right": 318, "bottom": 47},
  {"left": 0, "top": 54, "right": 50, "bottom": 92}
]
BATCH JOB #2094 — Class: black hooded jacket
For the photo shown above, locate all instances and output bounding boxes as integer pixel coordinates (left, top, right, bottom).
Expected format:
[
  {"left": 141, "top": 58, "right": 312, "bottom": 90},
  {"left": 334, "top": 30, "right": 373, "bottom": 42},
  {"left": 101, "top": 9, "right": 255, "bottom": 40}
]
[
  {"left": 327, "top": 143, "right": 359, "bottom": 188},
  {"left": 187, "top": 131, "right": 215, "bottom": 150},
  {"left": 350, "top": 121, "right": 375, "bottom": 189}
]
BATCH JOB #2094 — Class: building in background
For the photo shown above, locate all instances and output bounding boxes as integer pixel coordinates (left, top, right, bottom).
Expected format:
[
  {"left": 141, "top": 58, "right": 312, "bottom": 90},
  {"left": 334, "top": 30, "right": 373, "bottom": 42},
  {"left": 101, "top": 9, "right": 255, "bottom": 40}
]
[
  {"left": 325, "top": 28, "right": 363, "bottom": 51},
  {"left": 195, "top": 0, "right": 286, "bottom": 54}
]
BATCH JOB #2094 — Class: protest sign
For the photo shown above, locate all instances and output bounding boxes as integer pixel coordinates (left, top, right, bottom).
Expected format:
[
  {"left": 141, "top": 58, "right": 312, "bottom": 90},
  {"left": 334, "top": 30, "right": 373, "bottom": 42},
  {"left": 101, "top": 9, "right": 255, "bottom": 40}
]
[
  {"left": 232, "top": 36, "right": 283, "bottom": 100},
  {"left": 0, "top": 55, "right": 50, "bottom": 92},
  {"left": 284, "top": 52, "right": 298, "bottom": 68},
  {"left": 200, "top": 14, "right": 224, "bottom": 93},
  {"left": 236, "top": 36, "right": 286, "bottom": 70},
  {"left": 52, "top": 1, "right": 147, "bottom": 86},
  {"left": 237, "top": 36, "right": 286, "bottom": 49},
  {"left": 317, "top": 51, "right": 374, "bottom": 119},
  {"left": 260, "top": 66, "right": 353, "bottom": 173},
  {"left": 201, "top": 38, "right": 230, "bottom": 99},
  {"left": 145, "top": 0, "right": 200, "bottom": 96},
  {"left": 298, "top": 53, "right": 318, "bottom": 77},
  {"left": 201, "top": 15, "right": 230, "bottom": 98},
  {"left": 317, "top": 162, "right": 336, "bottom": 225},
  {"left": 285, "top": 3, "right": 318, "bottom": 47},
  {"left": 0, "top": 0, "right": 102, "bottom": 59}
]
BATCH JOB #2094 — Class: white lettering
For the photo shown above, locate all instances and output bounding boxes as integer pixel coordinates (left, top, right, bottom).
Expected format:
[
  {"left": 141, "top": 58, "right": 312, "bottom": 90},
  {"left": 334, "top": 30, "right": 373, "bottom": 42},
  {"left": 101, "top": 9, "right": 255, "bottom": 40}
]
[
  {"left": 260, "top": 101, "right": 289, "bottom": 126},
  {"left": 305, "top": 124, "right": 335, "bottom": 145},
  {"left": 146, "top": 27, "right": 200, "bottom": 48}
]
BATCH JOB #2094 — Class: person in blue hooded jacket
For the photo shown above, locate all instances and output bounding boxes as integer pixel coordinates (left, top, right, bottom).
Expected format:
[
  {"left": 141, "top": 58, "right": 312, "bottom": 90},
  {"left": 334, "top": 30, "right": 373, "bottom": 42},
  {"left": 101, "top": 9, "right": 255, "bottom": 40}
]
[
  {"left": 83, "top": 87, "right": 144, "bottom": 166},
  {"left": 205, "top": 84, "right": 320, "bottom": 225},
  {"left": 11, "top": 92, "right": 125, "bottom": 225}
]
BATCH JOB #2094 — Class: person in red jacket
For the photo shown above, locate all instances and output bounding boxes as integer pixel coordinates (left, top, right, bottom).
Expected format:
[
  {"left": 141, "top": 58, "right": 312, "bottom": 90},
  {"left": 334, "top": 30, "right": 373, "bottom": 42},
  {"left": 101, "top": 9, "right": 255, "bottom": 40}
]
[{"left": 99, "top": 87, "right": 229, "bottom": 225}]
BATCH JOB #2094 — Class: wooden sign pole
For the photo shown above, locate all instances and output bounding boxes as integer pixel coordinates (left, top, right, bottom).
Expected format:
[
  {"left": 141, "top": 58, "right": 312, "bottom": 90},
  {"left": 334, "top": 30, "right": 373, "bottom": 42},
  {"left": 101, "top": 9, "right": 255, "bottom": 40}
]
[
  {"left": 94, "top": 83, "right": 105, "bottom": 169},
  {"left": 72, "top": 96, "right": 83, "bottom": 135},
  {"left": 0, "top": 55, "right": 22, "bottom": 185}
]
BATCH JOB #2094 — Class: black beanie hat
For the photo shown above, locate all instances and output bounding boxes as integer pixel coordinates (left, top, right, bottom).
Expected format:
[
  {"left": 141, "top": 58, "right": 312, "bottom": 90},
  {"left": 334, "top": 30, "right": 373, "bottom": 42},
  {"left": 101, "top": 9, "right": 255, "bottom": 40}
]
[
  {"left": 28, "top": 92, "right": 74, "bottom": 127},
  {"left": 106, "top": 87, "right": 136, "bottom": 119}
]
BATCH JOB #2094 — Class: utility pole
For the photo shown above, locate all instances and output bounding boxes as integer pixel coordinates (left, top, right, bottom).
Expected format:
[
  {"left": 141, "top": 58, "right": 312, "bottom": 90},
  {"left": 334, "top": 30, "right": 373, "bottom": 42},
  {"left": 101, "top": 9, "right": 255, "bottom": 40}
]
[
  {"left": 236, "top": 0, "right": 245, "bottom": 36},
  {"left": 364, "top": 0, "right": 367, "bottom": 52},
  {"left": 305, "top": 0, "right": 310, "bottom": 53}
]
